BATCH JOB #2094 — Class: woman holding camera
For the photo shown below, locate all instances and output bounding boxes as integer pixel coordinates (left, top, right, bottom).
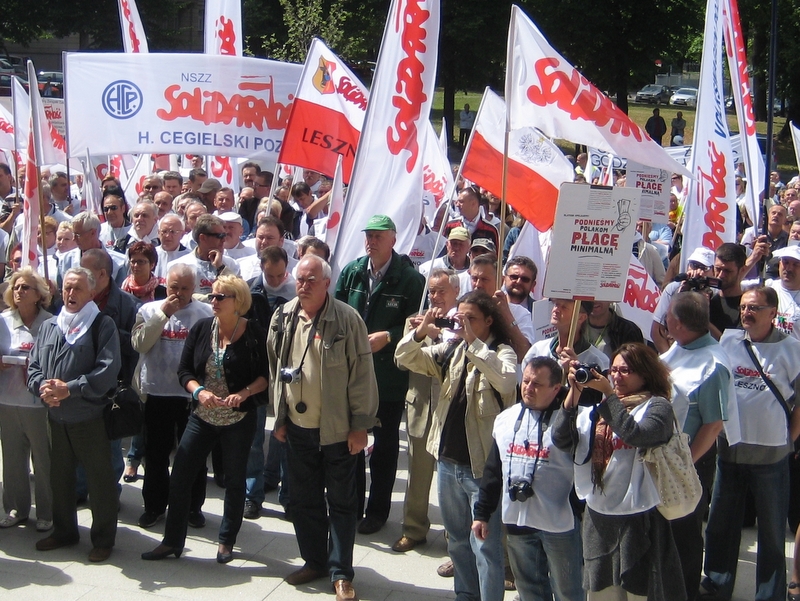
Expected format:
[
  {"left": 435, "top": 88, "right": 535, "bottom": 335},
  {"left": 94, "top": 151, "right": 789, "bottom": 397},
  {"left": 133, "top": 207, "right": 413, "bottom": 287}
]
[
  {"left": 141, "top": 275, "right": 268, "bottom": 564},
  {"left": 552, "top": 342, "right": 683, "bottom": 601},
  {"left": 396, "top": 290, "right": 517, "bottom": 601}
]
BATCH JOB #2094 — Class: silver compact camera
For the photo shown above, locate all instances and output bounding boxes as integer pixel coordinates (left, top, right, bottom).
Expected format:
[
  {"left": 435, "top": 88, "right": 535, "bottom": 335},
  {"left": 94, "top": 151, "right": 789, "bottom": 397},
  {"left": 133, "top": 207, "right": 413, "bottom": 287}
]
[{"left": 280, "top": 366, "right": 301, "bottom": 384}]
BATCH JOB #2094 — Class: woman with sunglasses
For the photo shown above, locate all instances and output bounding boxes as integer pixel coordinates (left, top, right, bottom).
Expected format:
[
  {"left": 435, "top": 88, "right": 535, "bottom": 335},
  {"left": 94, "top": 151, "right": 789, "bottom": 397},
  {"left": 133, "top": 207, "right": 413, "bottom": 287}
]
[
  {"left": 553, "top": 342, "right": 684, "bottom": 601},
  {"left": 141, "top": 275, "right": 268, "bottom": 563},
  {"left": 0, "top": 268, "right": 53, "bottom": 531}
]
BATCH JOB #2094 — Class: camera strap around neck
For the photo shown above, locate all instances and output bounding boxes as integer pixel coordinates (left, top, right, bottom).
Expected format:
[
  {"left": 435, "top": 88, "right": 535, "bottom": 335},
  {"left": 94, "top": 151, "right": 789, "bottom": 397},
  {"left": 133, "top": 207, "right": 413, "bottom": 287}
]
[{"left": 285, "top": 301, "right": 325, "bottom": 379}]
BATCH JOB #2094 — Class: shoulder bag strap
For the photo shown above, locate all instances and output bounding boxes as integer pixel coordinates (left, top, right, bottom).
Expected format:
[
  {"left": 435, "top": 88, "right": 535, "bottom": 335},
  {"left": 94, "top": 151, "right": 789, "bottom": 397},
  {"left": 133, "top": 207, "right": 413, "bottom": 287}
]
[{"left": 743, "top": 338, "right": 793, "bottom": 422}]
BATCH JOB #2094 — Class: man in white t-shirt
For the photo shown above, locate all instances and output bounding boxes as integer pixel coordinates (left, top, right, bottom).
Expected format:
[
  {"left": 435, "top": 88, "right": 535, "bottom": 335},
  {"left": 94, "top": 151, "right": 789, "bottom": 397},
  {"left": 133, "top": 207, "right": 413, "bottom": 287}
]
[{"left": 766, "top": 246, "right": 800, "bottom": 340}]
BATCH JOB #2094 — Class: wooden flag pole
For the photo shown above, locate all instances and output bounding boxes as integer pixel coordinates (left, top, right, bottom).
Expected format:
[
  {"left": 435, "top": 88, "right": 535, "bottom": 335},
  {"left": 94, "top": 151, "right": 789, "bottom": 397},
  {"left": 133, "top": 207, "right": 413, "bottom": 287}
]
[
  {"left": 496, "top": 129, "right": 510, "bottom": 292},
  {"left": 561, "top": 300, "right": 582, "bottom": 384}
]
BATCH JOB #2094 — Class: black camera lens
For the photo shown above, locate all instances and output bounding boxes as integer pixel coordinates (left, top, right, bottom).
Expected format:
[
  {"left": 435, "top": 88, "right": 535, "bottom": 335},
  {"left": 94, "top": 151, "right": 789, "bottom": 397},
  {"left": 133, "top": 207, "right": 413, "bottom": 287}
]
[{"left": 295, "top": 401, "right": 307, "bottom": 414}]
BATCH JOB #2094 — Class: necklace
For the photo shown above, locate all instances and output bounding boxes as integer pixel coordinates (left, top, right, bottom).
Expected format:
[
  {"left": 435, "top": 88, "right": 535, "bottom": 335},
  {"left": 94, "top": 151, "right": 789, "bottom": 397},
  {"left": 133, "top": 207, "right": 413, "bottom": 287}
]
[{"left": 213, "top": 316, "right": 241, "bottom": 379}]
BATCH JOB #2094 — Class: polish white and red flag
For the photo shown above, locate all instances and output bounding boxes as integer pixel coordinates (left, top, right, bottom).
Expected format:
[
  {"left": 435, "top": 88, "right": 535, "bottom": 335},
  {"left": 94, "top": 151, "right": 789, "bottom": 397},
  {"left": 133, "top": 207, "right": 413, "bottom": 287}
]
[
  {"left": 420, "top": 119, "right": 455, "bottom": 224},
  {"left": 279, "top": 38, "right": 368, "bottom": 184},
  {"left": 681, "top": 0, "right": 736, "bottom": 264},
  {"left": 332, "top": 0, "right": 440, "bottom": 275},
  {"left": 723, "top": 0, "right": 764, "bottom": 227},
  {"left": 506, "top": 5, "right": 690, "bottom": 177},
  {"left": 22, "top": 64, "right": 43, "bottom": 269},
  {"left": 0, "top": 103, "right": 15, "bottom": 152},
  {"left": 26, "top": 62, "right": 67, "bottom": 168},
  {"left": 11, "top": 77, "right": 30, "bottom": 159},
  {"left": 462, "top": 87, "right": 573, "bottom": 231},
  {"left": 204, "top": 0, "right": 242, "bottom": 56},
  {"left": 117, "top": 0, "right": 149, "bottom": 53}
]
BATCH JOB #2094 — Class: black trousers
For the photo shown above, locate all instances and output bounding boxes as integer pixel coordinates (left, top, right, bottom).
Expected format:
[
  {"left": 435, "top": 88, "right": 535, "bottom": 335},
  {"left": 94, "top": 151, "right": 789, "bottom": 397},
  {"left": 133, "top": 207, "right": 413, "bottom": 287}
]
[{"left": 357, "top": 401, "right": 405, "bottom": 523}]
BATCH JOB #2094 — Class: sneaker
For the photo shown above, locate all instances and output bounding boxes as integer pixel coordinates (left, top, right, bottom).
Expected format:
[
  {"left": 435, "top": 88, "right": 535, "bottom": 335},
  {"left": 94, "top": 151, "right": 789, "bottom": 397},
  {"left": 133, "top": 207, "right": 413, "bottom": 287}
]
[
  {"left": 0, "top": 512, "right": 27, "bottom": 528},
  {"left": 243, "top": 500, "right": 261, "bottom": 520},
  {"left": 35, "top": 519, "right": 53, "bottom": 532},
  {"left": 188, "top": 511, "right": 206, "bottom": 528},
  {"left": 137, "top": 511, "right": 165, "bottom": 529}
]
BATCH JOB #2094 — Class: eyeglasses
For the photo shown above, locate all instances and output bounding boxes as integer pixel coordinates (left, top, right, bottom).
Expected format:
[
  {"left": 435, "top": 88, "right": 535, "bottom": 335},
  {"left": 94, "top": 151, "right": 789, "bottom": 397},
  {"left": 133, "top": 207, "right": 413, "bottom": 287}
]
[
  {"left": 202, "top": 232, "right": 227, "bottom": 240},
  {"left": 130, "top": 259, "right": 150, "bottom": 266},
  {"left": 12, "top": 284, "right": 31, "bottom": 291},
  {"left": 740, "top": 304, "right": 771, "bottom": 313},
  {"left": 296, "top": 276, "right": 318, "bottom": 286},
  {"left": 159, "top": 229, "right": 180, "bottom": 236},
  {"left": 507, "top": 274, "right": 532, "bottom": 283},
  {"left": 207, "top": 293, "right": 233, "bottom": 302},
  {"left": 103, "top": 205, "right": 119, "bottom": 212},
  {"left": 609, "top": 366, "right": 631, "bottom": 375},
  {"left": 687, "top": 261, "right": 708, "bottom": 271}
]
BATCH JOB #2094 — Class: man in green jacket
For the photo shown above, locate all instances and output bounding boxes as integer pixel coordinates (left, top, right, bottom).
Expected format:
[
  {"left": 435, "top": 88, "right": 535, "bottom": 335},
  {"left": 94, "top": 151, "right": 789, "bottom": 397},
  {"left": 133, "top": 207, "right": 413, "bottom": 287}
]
[{"left": 335, "top": 215, "right": 425, "bottom": 535}]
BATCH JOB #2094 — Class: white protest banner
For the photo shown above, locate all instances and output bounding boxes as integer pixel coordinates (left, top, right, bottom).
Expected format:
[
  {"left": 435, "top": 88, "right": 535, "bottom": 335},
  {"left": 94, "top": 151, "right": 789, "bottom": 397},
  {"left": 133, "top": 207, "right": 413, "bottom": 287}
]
[
  {"left": 117, "top": 0, "right": 149, "bottom": 53},
  {"left": 29, "top": 62, "right": 66, "bottom": 168},
  {"left": 543, "top": 183, "right": 641, "bottom": 302},
  {"left": 462, "top": 88, "right": 573, "bottom": 231},
  {"left": 279, "top": 38, "right": 368, "bottom": 184},
  {"left": 332, "top": 0, "right": 440, "bottom": 274},
  {"left": 208, "top": 155, "right": 236, "bottom": 187},
  {"left": 421, "top": 119, "right": 454, "bottom": 224},
  {"left": 615, "top": 256, "right": 661, "bottom": 342},
  {"left": 65, "top": 53, "right": 301, "bottom": 161},
  {"left": 42, "top": 99, "right": 65, "bottom": 137},
  {"left": 205, "top": 0, "right": 242, "bottom": 56},
  {"left": 681, "top": 0, "right": 737, "bottom": 265},
  {"left": 723, "top": 0, "right": 764, "bottom": 228},
  {"left": 506, "top": 5, "right": 690, "bottom": 177},
  {"left": 531, "top": 299, "right": 557, "bottom": 340},
  {"left": 625, "top": 160, "right": 670, "bottom": 222}
]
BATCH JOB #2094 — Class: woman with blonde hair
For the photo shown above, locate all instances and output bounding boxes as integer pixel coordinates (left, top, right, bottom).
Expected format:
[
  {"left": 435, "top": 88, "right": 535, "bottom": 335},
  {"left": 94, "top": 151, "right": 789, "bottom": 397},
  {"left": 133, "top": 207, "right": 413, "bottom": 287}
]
[{"left": 0, "top": 267, "right": 53, "bottom": 531}]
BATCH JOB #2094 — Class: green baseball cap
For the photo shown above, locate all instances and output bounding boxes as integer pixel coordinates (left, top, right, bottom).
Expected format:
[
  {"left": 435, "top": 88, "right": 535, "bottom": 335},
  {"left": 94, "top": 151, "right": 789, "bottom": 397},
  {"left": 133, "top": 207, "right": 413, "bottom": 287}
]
[{"left": 362, "top": 214, "right": 397, "bottom": 232}]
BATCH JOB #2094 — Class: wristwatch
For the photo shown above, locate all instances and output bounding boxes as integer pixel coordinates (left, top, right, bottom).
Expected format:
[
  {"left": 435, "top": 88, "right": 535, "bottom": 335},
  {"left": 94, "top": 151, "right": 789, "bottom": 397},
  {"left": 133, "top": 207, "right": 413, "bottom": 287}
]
[{"left": 386, "top": 331, "right": 392, "bottom": 343}]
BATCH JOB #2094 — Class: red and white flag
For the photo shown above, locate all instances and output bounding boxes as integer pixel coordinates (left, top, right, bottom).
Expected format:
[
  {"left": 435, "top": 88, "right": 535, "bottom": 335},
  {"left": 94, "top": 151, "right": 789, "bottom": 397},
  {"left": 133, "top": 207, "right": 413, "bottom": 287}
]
[
  {"left": 508, "top": 220, "right": 551, "bottom": 300},
  {"left": 332, "top": 0, "right": 440, "bottom": 276},
  {"left": 208, "top": 155, "right": 236, "bottom": 188},
  {"left": 11, "top": 77, "right": 30, "bottom": 159},
  {"left": 121, "top": 153, "right": 152, "bottom": 206},
  {"left": 117, "top": 0, "right": 149, "bottom": 53},
  {"left": 462, "top": 87, "right": 573, "bottom": 231},
  {"left": 0, "top": 103, "right": 15, "bottom": 152},
  {"left": 420, "top": 119, "right": 454, "bottom": 224},
  {"left": 204, "top": 0, "right": 242, "bottom": 56},
  {"left": 723, "top": 0, "right": 764, "bottom": 227},
  {"left": 22, "top": 63, "right": 44, "bottom": 269},
  {"left": 616, "top": 256, "right": 662, "bottom": 342},
  {"left": 682, "top": 0, "right": 737, "bottom": 263},
  {"left": 321, "top": 155, "right": 345, "bottom": 247},
  {"left": 506, "top": 5, "right": 690, "bottom": 177},
  {"left": 279, "top": 38, "right": 368, "bottom": 183},
  {"left": 27, "top": 62, "right": 66, "bottom": 167}
]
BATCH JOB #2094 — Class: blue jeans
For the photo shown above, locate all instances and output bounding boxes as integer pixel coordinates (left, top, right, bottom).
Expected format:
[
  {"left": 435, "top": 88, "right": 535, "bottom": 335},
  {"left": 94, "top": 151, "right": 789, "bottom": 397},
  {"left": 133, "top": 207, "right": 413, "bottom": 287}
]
[
  {"left": 507, "top": 520, "right": 585, "bottom": 601},
  {"left": 702, "top": 456, "right": 790, "bottom": 601},
  {"left": 245, "top": 405, "right": 267, "bottom": 505},
  {"left": 438, "top": 460, "right": 504, "bottom": 601},
  {"left": 163, "top": 411, "right": 256, "bottom": 549},
  {"left": 286, "top": 421, "right": 358, "bottom": 582}
]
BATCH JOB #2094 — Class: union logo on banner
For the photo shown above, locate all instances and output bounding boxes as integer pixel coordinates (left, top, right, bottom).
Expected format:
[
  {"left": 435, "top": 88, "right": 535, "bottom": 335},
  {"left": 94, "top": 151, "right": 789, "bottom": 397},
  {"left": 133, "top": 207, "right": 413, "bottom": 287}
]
[{"left": 312, "top": 57, "right": 337, "bottom": 95}]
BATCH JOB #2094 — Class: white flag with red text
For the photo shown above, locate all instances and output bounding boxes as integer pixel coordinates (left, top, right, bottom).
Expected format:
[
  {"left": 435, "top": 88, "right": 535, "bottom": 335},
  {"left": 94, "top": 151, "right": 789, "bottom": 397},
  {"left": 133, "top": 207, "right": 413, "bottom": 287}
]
[
  {"left": 332, "top": 0, "right": 440, "bottom": 276},
  {"left": 11, "top": 77, "right": 30, "bottom": 158},
  {"left": 279, "top": 38, "right": 368, "bottom": 184},
  {"left": 208, "top": 155, "right": 236, "bottom": 188},
  {"left": 321, "top": 155, "right": 345, "bottom": 247},
  {"left": 0, "top": 103, "right": 15, "bottom": 152},
  {"left": 420, "top": 119, "right": 454, "bottom": 224},
  {"left": 22, "top": 65, "right": 43, "bottom": 269},
  {"left": 117, "top": 0, "right": 149, "bottom": 53},
  {"left": 121, "top": 153, "right": 152, "bottom": 206},
  {"left": 682, "top": 0, "right": 737, "bottom": 264},
  {"left": 462, "top": 87, "right": 573, "bottom": 231},
  {"left": 723, "top": 0, "right": 764, "bottom": 227},
  {"left": 506, "top": 5, "right": 690, "bottom": 178},
  {"left": 615, "top": 256, "right": 661, "bottom": 342},
  {"left": 27, "top": 62, "right": 67, "bottom": 167},
  {"left": 508, "top": 220, "right": 550, "bottom": 300},
  {"left": 204, "top": 0, "right": 242, "bottom": 56}
]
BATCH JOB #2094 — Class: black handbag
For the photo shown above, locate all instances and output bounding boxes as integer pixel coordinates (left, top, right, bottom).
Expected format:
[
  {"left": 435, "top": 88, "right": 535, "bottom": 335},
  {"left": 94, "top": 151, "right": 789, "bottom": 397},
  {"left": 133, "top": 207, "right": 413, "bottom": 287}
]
[{"left": 103, "top": 384, "right": 144, "bottom": 440}]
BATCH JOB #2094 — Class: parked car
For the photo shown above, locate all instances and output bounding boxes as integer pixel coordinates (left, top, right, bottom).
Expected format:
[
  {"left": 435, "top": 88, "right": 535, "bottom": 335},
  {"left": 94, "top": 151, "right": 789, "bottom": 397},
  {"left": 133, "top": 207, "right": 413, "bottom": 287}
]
[
  {"left": 670, "top": 87, "right": 698, "bottom": 107},
  {"left": 0, "top": 74, "right": 29, "bottom": 97},
  {"left": 635, "top": 84, "right": 671, "bottom": 104},
  {"left": 37, "top": 71, "right": 63, "bottom": 98},
  {"left": 0, "top": 59, "right": 14, "bottom": 75}
]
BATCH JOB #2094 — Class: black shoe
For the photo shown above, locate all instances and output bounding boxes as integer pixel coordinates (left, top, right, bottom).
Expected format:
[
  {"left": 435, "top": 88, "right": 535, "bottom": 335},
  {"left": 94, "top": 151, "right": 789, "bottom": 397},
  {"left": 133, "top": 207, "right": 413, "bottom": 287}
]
[
  {"left": 137, "top": 511, "right": 164, "bottom": 529},
  {"left": 216, "top": 550, "right": 234, "bottom": 564},
  {"left": 357, "top": 516, "right": 385, "bottom": 535},
  {"left": 188, "top": 511, "right": 206, "bottom": 528},
  {"left": 213, "top": 473, "right": 225, "bottom": 488},
  {"left": 141, "top": 545, "right": 183, "bottom": 560},
  {"left": 243, "top": 500, "right": 261, "bottom": 520},
  {"left": 283, "top": 506, "right": 293, "bottom": 522}
]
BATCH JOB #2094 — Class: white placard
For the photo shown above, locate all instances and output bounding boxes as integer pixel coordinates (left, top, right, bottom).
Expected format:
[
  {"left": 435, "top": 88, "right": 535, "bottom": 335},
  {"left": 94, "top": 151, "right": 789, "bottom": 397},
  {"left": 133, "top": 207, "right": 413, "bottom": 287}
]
[
  {"left": 625, "top": 160, "right": 670, "bottom": 222},
  {"left": 543, "top": 183, "right": 641, "bottom": 302},
  {"left": 531, "top": 299, "right": 557, "bottom": 341},
  {"left": 65, "top": 53, "right": 301, "bottom": 161}
]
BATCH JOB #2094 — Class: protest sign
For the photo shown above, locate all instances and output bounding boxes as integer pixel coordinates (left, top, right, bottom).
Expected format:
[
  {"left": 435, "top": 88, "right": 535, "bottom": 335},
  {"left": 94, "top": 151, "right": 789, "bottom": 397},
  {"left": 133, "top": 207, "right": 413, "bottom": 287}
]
[
  {"left": 65, "top": 53, "right": 301, "bottom": 161},
  {"left": 616, "top": 256, "right": 662, "bottom": 342},
  {"left": 543, "top": 183, "right": 641, "bottom": 302},
  {"left": 531, "top": 299, "right": 557, "bottom": 341},
  {"left": 625, "top": 160, "right": 670, "bottom": 222}
]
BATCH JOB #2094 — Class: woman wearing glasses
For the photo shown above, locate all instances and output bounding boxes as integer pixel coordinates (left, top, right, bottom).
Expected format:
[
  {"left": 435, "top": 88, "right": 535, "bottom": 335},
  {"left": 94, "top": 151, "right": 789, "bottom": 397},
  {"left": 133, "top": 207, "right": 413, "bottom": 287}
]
[
  {"left": 142, "top": 275, "right": 268, "bottom": 563},
  {"left": 123, "top": 242, "right": 166, "bottom": 303},
  {"left": 553, "top": 342, "right": 684, "bottom": 601},
  {"left": 0, "top": 268, "right": 53, "bottom": 531}
]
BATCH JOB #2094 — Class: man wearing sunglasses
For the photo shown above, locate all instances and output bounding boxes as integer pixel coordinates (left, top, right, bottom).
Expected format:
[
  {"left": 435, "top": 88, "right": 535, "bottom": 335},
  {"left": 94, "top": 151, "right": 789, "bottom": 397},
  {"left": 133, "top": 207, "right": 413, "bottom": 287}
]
[
  {"left": 503, "top": 256, "right": 538, "bottom": 312},
  {"left": 167, "top": 214, "right": 240, "bottom": 298},
  {"left": 99, "top": 192, "right": 130, "bottom": 251}
]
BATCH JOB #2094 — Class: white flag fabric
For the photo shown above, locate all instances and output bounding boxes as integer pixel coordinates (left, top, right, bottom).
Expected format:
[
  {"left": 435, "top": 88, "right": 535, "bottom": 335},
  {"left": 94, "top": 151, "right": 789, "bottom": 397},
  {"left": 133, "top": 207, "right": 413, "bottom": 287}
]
[
  {"left": 420, "top": 119, "right": 454, "bottom": 224},
  {"left": 462, "top": 87, "right": 573, "bottom": 231},
  {"left": 332, "top": 0, "right": 440, "bottom": 276},
  {"left": 321, "top": 155, "right": 345, "bottom": 247},
  {"left": 791, "top": 123, "right": 800, "bottom": 176},
  {"left": 121, "top": 153, "right": 152, "bottom": 206},
  {"left": 208, "top": 155, "right": 236, "bottom": 188},
  {"left": 508, "top": 220, "right": 550, "bottom": 301},
  {"left": 204, "top": 0, "right": 243, "bottom": 56},
  {"left": 616, "top": 256, "right": 662, "bottom": 342},
  {"left": 506, "top": 5, "right": 690, "bottom": 177},
  {"left": 117, "top": 0, "right": 149, "bottom": 53},
  {"left": 27, "top": 62, "right": 67, "bottom": 167},
  {"left": 279, "top": 38, "right": 369, "bottom": 183},
  {"left": 723, "top": 0, "right": 764, "bottom": 228},
  {"left": 0, "top": 103, "right": 15, "bottom": 152},
  {"left": 22, "top": 66, "right": 42, "bottom": 269},
  {"left": 682, "top": 0, "right": 737, "bottom": 264},
  {"left": 84, "top": 150, "right": 103, "bottom": 216},
  {"left": 11, "top": 77, "right": 30, "bottom": 158}
]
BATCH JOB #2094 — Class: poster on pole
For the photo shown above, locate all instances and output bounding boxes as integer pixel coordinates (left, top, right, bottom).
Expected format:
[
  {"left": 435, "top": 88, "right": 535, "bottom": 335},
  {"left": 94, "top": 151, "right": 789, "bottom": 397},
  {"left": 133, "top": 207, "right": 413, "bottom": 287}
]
[
  {"left": 543, "top": 183, "right": 641, "bottom": 302},
  {"left": 625, "top": 160, "right": 670, "bottom": 222}
]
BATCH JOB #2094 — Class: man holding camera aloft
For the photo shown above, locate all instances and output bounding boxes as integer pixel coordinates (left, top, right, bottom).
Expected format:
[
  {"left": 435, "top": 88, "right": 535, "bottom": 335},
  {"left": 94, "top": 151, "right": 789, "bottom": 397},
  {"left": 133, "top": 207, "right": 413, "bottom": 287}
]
[{"left": 471, "top": 357, "right": 584, "bottom": 601}]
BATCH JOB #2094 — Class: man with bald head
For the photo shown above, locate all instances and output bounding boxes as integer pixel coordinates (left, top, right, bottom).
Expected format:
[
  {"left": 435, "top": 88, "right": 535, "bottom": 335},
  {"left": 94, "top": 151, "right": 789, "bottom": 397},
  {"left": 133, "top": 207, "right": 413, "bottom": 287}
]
[
  {"left": 155, "top": 214, "right": 190, "bottom": 285},
  {"left": 153, "top": 192, "right": 174, "bottom": 220},
  {"left": 114, "top": 202, "right": 159, "bottom": 253}
]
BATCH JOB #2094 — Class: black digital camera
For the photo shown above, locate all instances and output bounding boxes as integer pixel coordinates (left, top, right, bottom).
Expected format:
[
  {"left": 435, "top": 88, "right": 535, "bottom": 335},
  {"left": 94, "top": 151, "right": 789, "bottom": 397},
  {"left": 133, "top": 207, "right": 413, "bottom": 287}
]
[
  {"left": 574, "top": 363, "right": 601, "bottom": 385},
  {"left": 434, "top": 317, "right": 457, "bottom": 329},
  {"left": 674, "top": 273, "right": 721, "bottom": 292},
  {"left": 507, "top": 477, "right": 534, "bottom": 502}
]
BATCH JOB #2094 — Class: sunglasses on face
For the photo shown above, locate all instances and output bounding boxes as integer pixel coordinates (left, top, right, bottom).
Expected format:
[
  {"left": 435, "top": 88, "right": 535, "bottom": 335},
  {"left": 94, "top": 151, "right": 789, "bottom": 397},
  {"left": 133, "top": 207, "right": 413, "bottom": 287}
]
[{"left": 207, "top": 293, "right": 233, "bottom": 302}]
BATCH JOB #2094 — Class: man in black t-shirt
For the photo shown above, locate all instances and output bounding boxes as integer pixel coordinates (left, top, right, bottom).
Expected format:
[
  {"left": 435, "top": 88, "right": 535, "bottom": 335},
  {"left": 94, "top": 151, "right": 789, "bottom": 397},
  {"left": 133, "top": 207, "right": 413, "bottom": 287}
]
[{"left": 709, "top": 243, "right": 748, "bottom": 337}]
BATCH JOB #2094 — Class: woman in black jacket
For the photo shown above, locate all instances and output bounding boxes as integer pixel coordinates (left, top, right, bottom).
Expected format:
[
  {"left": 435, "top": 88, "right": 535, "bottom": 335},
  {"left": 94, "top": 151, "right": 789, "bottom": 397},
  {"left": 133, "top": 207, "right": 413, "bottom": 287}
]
[{"left": 142, "top": 275, "right": 269, "bottom": 564}]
